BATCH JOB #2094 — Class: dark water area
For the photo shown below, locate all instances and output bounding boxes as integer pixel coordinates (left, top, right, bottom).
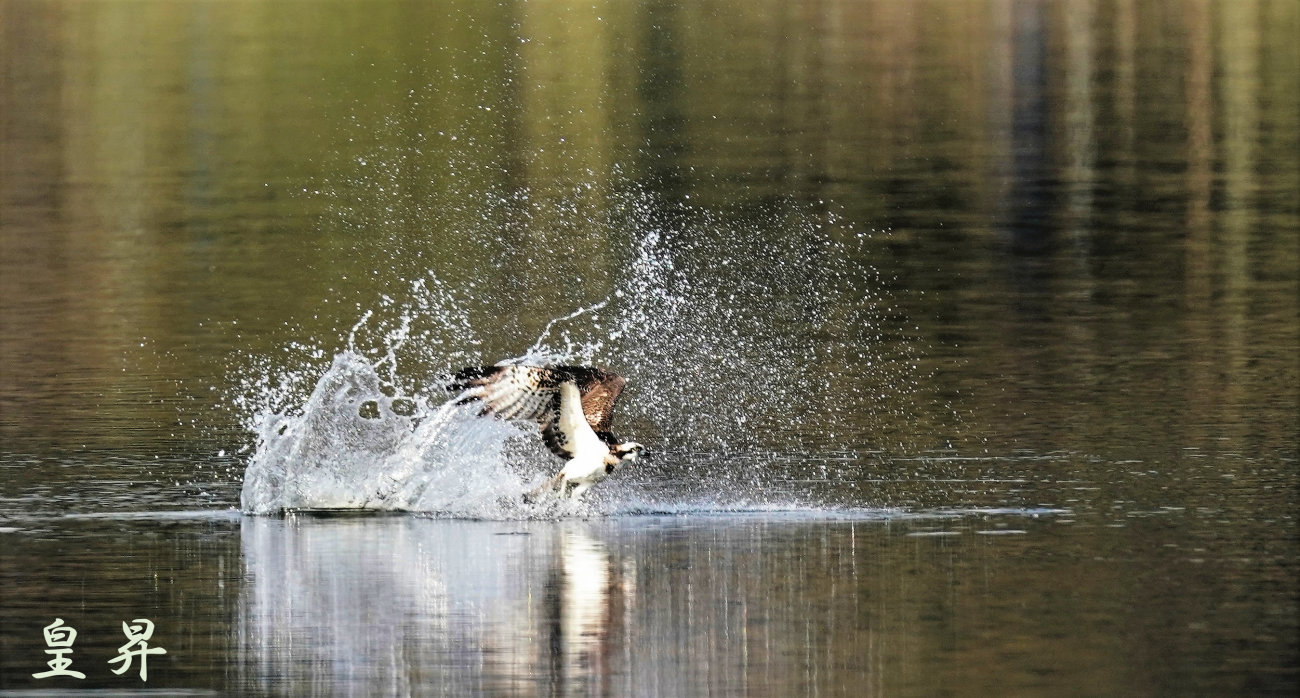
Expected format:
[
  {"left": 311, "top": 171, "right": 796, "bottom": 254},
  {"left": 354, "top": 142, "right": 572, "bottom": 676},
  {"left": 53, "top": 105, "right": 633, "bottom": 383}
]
[
  {"left": 2, "top": 0, "right": 1297, "bottom": 695},
  {"left": 4, "top": 510, "right": 1290, "bottom": 696}
]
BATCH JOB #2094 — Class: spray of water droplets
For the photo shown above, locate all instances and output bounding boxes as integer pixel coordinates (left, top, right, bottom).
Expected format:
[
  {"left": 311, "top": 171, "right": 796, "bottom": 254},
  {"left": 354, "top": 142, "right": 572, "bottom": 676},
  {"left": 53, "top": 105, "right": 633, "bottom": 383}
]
[{"left": 231, "top": 176, "right": 940, "bottom": 516}]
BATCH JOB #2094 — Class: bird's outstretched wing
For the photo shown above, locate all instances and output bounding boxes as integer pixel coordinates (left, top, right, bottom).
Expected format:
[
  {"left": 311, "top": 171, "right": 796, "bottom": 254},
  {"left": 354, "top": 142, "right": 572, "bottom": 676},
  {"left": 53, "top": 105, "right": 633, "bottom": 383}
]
[{"left": 448, "top": 365, "right": 627, "bottom": 458}]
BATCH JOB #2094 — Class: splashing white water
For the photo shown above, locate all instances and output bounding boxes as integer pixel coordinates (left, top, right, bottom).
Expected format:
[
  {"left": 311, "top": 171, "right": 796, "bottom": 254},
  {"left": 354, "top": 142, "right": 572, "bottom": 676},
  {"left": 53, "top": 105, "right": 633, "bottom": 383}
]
[
  {"left": 240, "top": 350, "right": 545, "bottom": 516},
  {"left": 235, "top": 186, "right": 937, "bottom": 516},
  {"left": 236, "top": 230, "right": 672, "bottom": 515}
]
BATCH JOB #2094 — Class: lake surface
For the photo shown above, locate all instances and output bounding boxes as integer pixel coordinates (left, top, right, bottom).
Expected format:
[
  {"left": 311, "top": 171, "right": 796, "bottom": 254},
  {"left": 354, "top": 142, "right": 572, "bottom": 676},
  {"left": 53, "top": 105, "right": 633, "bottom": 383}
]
[{"left": 2, "top": 0, "right": 1297, "bottom": 695}]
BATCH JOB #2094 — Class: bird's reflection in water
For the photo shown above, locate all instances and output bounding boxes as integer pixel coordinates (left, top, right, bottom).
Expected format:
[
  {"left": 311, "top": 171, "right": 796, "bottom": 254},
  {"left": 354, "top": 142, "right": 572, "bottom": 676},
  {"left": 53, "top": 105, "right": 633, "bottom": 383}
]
[
  {"left": 539, "top": 528, "right": 630, "bottom": 696},
  {"left": 237, "top": 515, "right": 628, "bottom": 696}
]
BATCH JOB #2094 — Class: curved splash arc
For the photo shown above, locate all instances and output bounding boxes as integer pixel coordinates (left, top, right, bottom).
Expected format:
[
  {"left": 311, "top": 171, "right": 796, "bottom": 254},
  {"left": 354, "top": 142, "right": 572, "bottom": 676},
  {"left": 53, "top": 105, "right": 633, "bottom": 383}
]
[{"left": 239, "top": 351, "right": 535, "bottom": 516}]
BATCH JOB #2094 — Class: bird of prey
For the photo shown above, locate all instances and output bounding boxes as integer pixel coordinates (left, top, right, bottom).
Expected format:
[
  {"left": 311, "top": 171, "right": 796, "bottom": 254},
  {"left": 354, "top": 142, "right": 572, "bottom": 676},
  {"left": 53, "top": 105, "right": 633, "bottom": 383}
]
[{"left": 449, "top": 364, "right": 644, "bottom": 500}]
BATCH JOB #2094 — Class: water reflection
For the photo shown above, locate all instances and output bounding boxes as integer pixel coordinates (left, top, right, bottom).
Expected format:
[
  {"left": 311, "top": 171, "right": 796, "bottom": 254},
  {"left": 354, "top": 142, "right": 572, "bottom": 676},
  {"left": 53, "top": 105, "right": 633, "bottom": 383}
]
[
  {"left": 238, "top": 516, "right": 635, "bottom": 695},
  {"left": 2, "top": 0, "right": 1295, "bottom": 462},
  {"left": 236, "top": 515, "right": 902, "bottom": 695},
  {"left": 2, "top": 509, "right": 1294, "bottom": 694},
  {"left": 1, "top": 0, "right": 1296, "bottom": 693},
  {"left": 229, "top": 509, "right": 1299, "bottom": 696}
]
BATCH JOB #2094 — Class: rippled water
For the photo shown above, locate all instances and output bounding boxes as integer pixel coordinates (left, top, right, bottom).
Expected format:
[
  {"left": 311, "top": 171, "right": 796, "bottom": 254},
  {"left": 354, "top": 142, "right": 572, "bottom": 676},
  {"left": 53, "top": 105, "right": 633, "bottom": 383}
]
[{"left": 2, "top": 0, "right": 1297, "bottom": 695}]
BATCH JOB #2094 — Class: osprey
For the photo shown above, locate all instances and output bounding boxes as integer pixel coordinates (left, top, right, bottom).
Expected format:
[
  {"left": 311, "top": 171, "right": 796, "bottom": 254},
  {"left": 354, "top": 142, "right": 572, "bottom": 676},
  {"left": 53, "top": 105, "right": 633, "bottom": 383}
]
[{"left": 449, "top": 364, "right": 644, "bottom": 500}]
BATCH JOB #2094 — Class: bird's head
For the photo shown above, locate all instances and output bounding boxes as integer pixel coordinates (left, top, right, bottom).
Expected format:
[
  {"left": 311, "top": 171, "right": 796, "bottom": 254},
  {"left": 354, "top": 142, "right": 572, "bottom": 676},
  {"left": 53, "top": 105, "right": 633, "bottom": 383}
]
[{"left": 614, "top": 441, "right": 645, "bottom": 463}]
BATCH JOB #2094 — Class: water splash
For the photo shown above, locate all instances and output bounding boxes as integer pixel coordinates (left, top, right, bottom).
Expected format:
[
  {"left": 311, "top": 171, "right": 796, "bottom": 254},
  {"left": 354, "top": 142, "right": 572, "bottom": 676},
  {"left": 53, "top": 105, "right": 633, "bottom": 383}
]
[
  {"left": 234, "top": 183, "right": 938, "bottom": 516},
  {"left": 242, "top": 352, "right": 504, "bottom": 515},
  {"left": 521, "top": 298, "right": 610, "bottom": 363}
]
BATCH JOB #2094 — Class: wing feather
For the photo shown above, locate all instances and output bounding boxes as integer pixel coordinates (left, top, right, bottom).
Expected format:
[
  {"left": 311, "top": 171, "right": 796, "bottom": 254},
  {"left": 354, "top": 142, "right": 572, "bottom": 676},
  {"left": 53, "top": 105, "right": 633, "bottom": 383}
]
[
  {"left": 449, "top": 365, "right": 555, "bottom": 422},
  {"left": 572, "top": 370, "right": 626, "bottom": 433},
  {"left": 448, "top": 364, "right": 629, "bottom": 460}
]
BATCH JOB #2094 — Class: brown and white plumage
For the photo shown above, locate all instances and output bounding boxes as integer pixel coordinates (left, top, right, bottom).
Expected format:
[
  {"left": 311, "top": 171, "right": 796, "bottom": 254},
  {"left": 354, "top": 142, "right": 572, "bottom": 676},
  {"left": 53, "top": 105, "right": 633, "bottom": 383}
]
[{"left": 449, "top": 364, "right": 644, "bottom": 500}]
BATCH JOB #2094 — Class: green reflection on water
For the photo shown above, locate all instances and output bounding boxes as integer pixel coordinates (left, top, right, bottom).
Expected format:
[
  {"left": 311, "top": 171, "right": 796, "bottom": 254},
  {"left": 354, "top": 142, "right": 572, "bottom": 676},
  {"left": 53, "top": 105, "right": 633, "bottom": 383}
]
[
  {"left": 0, "top": 1, "right": 1296, "bottom": 691},
  {"left": 2, "top": 0, "right": 1294, "bottom": 461}
]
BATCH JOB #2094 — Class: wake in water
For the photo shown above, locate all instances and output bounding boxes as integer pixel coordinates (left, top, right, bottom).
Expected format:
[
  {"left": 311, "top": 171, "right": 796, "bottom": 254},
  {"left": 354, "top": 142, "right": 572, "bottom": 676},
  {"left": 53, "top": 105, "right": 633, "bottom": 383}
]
[{"left": 234, "top": 188, "right": 939, "bottom": 517}]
